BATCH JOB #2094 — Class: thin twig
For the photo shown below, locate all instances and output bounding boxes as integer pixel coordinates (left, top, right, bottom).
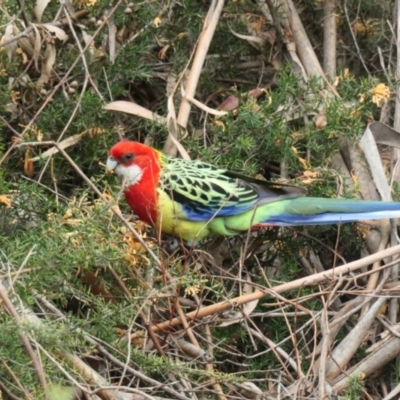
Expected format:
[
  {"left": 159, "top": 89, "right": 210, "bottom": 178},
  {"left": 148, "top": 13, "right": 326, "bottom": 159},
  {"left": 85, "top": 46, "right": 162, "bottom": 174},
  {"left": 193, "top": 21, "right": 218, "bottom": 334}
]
[
  {"left": 130, "top": 244, "right": 400, "bottom": 339},
  {"left": 163, "top": 0, "right": 225, "bottom": 156},
  {"left": 0, "top": 359, "right": 33, "bottom": 400},
  {"left": 343, "top": 0, "right": 370, "bottom": 74},
  {"left": 0, "top": 281, "right": 47, "bottom": 390},
  {"left": 0, "top": 9, "right": 88, "bottom": 48}
]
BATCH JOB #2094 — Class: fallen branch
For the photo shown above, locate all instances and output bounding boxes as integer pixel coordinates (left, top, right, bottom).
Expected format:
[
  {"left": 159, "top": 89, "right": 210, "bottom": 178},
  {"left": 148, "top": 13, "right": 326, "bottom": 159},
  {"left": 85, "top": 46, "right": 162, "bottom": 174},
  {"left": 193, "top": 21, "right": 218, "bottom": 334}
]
[
  {"left": 130, "top": 244, "right": 400, "bottom": 339},
  {"left": 164, "top": 0, "right": 225, "bottom": 156}
]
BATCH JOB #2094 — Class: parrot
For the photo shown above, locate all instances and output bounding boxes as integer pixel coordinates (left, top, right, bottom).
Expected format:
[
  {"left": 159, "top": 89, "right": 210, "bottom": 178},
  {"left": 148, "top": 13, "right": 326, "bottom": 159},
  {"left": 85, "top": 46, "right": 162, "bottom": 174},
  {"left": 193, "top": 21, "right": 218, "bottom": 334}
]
[{"left": 106, "top": 140, "right": 400, "bottom": 244}]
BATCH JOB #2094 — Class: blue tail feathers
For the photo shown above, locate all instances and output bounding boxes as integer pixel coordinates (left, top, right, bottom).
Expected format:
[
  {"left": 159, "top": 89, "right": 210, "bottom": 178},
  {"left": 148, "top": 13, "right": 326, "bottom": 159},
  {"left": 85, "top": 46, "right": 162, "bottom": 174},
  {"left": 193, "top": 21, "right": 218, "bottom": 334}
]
[{"left": 265, "top": 198, "right": 400, "bottom": 226}]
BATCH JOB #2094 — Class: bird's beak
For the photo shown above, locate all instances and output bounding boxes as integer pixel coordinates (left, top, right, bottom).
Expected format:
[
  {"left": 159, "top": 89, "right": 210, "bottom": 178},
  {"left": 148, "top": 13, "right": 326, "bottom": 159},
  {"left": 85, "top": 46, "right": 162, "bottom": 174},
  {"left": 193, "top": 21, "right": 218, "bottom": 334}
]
[{"left": 106, "top": 156, "right": 118, "bottom": 172}]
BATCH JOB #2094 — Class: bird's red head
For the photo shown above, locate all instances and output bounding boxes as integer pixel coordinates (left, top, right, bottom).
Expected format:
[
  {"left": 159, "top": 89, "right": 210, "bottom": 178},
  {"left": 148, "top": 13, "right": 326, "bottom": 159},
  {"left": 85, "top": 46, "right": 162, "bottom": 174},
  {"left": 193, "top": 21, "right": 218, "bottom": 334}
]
[{"left": 106, "top": 141, "right": 161, "bottom": 186}]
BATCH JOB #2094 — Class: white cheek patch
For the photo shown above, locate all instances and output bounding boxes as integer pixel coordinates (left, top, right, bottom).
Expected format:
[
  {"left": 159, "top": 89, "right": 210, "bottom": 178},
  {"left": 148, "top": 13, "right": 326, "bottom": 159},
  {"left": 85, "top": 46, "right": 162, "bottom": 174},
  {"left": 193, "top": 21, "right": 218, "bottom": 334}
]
[{"left": 115, "top": 164, "right": 144, "bottom": 187}]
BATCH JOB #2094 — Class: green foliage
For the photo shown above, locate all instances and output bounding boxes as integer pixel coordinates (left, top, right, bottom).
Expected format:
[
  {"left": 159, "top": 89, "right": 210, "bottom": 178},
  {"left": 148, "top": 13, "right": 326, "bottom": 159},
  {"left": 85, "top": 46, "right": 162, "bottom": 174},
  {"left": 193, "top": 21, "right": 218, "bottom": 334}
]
[
  {"left": 393, "top": 357, "right": 400, "bottom": 386},
  {"left": 339, "top": 373, "right": 365, "bottom": 400},
  {"left": 47, "top": 385, "right": 76, "bottom": 400}
]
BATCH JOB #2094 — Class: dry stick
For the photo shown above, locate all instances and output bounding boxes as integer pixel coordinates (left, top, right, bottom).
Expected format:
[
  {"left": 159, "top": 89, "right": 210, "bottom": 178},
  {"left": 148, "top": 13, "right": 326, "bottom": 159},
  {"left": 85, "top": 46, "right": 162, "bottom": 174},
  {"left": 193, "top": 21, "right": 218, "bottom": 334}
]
[
  {"left": 383, "top": 381, "right": 400, "bottom": 400},
  {"left": 318, "top": 308, "right": 330, "bottom": 399},
  {"left": 175, "top": 299, "right": 200, "bottom": 348},
  {"left": 265, "top": 0, "right": 340, "bottom": 180},
  {"left": 0, "top": 282, "right": 47, "bottom": 390},
  {"left": 360, "top": 218, "right": 391, "bottom": 319},
  {"left": 326, "top": 279, "right": 399, "bottom": 333},
  {"left": 325, "top": 289, "right": 388, "bottom": 382},
  {"left": 108, "top": 265, "right": 133, "bottom": 299},
  {"left": 107, "top": 10, "right": 116, "bottom": 64},
  {"left": 332, "top": 325, "right": 400, "bottom": 394},
  {"left": 0, "top": 115, "right": 22, "bottom": 137},
  {"left": 202, "top": 323, "right": 227, "bottom": 400},
  {"left": 345, "top": 138, "right": 389, "bottom": 296},
  {"left": 322, "top": 0, "right": 337, "bottom": 78},
  {"left": 0, "top": 25, "right": 34, "bottom": 48},
  {"left": 141, "top": 313, "right": 166, "bottom": 358},
  {"left": 45, "top": 348, "right": 131, "bottom": 400},
  {"left": 0, "top": 0, "right": 125, "bottom": 166},
  {"left": 378, "top": 316, "right": 400, "bottom": 339},
  {"left": 330, "top": 145, "right": 355, "bottom": 197},
  {"left": 170, "top": 337, "right": 206, "bottom": 360},
  {"left": 285, "top": 0, "right": 339, "bottom": 96},
  {"left": 164, "top": 0, "right": 225, "bottom": 156},
  {"left": 325, "top": 258, "right": 345, "bottom": 311},
  {"left": 300, "top": 250, "right": 324, "bottom": 275},
  {"left": 316, "top": 274, "right": 345, "bottom": 394},
  {"left": 130, "top": 244, "right": 400, "bottom": 340},
  {"left": 15, "top": 0, "right": 29, "bottom": 27}
]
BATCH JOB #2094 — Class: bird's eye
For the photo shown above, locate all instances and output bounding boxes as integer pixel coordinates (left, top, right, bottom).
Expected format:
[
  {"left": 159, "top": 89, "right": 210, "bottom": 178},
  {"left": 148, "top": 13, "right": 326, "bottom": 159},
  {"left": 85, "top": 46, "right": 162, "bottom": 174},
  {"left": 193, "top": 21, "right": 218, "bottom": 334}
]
[{"left": 123, "top": 152, "right": 134, "bottom": 162}]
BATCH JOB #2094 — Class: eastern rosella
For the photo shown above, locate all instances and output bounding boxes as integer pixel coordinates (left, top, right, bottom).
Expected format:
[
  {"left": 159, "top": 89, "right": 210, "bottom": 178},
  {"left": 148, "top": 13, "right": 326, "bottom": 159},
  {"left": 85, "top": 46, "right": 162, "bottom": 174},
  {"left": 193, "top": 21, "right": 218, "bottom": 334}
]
[{"left": 106, "top": 141, "right": 400, "bottom": 244}]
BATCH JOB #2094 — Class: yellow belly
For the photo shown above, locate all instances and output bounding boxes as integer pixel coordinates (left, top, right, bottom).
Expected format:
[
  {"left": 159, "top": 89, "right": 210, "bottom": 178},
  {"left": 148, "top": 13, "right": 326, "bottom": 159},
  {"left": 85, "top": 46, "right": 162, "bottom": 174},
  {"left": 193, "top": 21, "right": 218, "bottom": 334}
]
[
  {"left": 155, "top": 189, "right": 210, "bottom": 243},
  {"left": 154, "top": 189, "right": 260, "bottom": 243}
]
